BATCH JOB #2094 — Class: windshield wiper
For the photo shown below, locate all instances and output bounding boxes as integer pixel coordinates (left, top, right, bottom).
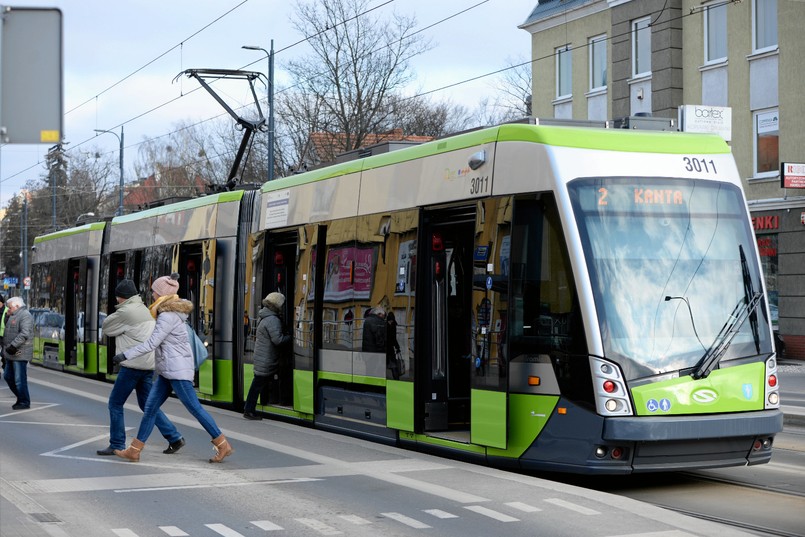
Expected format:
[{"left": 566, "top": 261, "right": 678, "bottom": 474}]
[{"left": 691, "top": 245, "right": 763, "bottom": 380}]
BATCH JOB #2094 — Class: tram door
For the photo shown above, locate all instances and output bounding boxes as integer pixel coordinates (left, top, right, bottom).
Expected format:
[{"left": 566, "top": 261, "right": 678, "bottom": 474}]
[
  {"left": 261, "top": 231, "right": 297, "bottom": 406},
  {"left": 422, "top": 208, "right": 475, "bottom": 432},
  {"left": 64, "top": 258, "right": 87, "bottom": 368}
]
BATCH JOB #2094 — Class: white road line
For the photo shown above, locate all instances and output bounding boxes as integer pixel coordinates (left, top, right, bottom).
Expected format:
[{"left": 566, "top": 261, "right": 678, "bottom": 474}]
[
  {"left": 464, "top": 505, "right": 520, "bottom": 522},
  {"left": 604, "top": 531, "right": 692, "bottom": 537},
  {"left": 111, "top": 530, "right": 139, "bottom": 537},
  {"left": 42, "top": 526, "right": 72, "bottom": 537},
  {"left": 544, "top": 498, "right": 601, "bottom": 515},
  {"left": 158, "top": 526, "right": 189, "bottom": 536},
  {"left": 424, "top": 509, "right": 459, "bottom": 519},
  {"left": 252, "top": 520, "right": 284, "bottom": 531},
  {"left": 506, "top": 501, "right": 542, "bottom": 512},
  {"left": 0, "top": 402, "right": 59, "bottom": 418},
  {"left": 115, "top": 476, "right": 321, "bottom": 493},
  {"left": 381, "top": 512, "right": 432, "bottom": 529},
  {"left": 338, "top": 514, "right": 372, "bottom": 525},
  {"left": 205, "top": 523, "right": 246, "bottom": 536},
  {"left": 295, "top": 518, "right": 343, "bottom": 535}
]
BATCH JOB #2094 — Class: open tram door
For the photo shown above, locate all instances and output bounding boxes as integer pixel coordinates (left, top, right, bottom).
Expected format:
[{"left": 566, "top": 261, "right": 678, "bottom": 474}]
[
  {"left": 261, "top": 230, "right": 298, "bottom": 406},
  {"left": 420, "top": 202, "right": 509, "bottom": 449}
]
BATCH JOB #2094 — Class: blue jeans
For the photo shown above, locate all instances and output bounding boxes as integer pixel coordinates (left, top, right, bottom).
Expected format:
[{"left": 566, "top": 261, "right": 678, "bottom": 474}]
[
  {"left": 4, "top": 360, "right": 30, "bottom": 407},
  {"left": 108, "top": 367, "right": 183, "bottom": 450},
  {"left": 137, "top": 375, "right": 222, "bottom": 442}
]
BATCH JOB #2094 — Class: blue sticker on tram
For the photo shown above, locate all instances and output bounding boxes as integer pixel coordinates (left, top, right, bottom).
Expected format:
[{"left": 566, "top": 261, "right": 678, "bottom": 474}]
[
  {"left": 659, "top": 398, "right": 671, "bottom": 412},
  {"left": 743, "top": 383, "right": 753, "bottom": 400},
  {"left": 646, "top": 399, "right": 659, "bottom": 412},
  {"left": 486, "top": 276, "right": 493, "bottom": 290}
]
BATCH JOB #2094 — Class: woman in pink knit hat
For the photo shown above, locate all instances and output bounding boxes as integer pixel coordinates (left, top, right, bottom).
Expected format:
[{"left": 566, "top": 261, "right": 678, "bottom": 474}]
[{"left": 113, "top": 273, "right": 233, "bottom": 463}]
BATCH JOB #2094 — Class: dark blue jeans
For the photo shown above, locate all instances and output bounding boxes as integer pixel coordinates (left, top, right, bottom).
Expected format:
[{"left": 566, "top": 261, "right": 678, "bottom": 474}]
[
  {"left": 4, "top": 360, "right": 30, "bottom": 407},
  {"left": 137, "top": 375, "right": 222, "bottom": 443},
  {"left": 108, "top": 366, "right": 183, "bottom": 450}
]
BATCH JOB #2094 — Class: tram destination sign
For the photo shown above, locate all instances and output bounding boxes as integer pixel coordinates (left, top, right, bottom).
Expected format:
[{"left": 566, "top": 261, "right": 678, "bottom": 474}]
[{"left": 781, "top": 162, "right": 805, "bottom": 189}]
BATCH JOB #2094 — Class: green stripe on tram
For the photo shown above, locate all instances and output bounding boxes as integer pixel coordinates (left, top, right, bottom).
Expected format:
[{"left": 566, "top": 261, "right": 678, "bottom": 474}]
[
  {"left": 111, "top": 190, "right": 244, "bottom": 224},
  {"left": 34, "top": 222, "right": 105, "bottom": 243}
]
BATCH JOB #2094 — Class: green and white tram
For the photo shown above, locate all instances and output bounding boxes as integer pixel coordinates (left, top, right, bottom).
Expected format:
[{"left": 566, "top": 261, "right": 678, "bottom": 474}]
[
  {"left": 250, "top": 123, "right": 781, "bottom": 473},
  {"left": 31, "top": 122, "right": 783, "bottom": 474}
]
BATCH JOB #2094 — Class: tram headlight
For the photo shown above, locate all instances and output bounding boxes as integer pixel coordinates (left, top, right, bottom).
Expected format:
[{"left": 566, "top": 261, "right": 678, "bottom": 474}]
[
  {"left": 605, "top": 399, "right": 621, "bottom": 412},
  {"left": 768, "top": 392, "right": 779, "bottom": 405}
]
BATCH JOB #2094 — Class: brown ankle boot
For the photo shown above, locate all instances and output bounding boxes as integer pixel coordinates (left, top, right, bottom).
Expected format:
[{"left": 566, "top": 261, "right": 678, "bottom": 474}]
[
  {"left": 209, "top": 434, "right": 233, "bottom": 463},
  {"left": 115, "top": 439, "right": 145, "bottom": 462}
]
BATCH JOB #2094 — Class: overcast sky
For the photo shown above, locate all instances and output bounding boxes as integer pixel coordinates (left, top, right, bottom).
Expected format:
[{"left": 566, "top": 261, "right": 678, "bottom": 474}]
[{"left": 0, "top": 0, "right": 537, "bottom": 208}]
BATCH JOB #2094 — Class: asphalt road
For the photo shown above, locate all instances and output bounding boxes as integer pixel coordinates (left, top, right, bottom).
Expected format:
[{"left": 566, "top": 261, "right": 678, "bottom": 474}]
[{"left": 0, "top": 365, "right": 789, "bottom": 537}]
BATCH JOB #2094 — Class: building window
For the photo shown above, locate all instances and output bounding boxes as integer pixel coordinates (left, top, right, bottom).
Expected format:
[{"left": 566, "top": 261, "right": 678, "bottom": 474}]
[
  {"left": 632, "top": 17, "right": 651, "bottom": 77},
  {"left": 754, "top": 0, "right": 778, "bottom": 52},
  {"left": 704, "top": 2, "right": 727, "bottom": 63},
  {"left": 589, "top": 35, "right": 607, "bottom": 90},
  {"left": 556, "top": 45, "right": 572, "bottom": 98},
  {"left": 754, "top": 108, "right": 779, "bottom": 177}
]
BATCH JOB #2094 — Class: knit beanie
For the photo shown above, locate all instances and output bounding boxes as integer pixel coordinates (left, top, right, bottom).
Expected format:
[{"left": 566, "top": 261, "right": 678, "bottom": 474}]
[
  {"left": 115, "top": 279, "right": 138, "bottom": 299},
  {"left": 262, "top": 292, "right": 285, "bottom": 310},
  {"left": 152, "top": 272, "right": 180, "bottom": 296}
]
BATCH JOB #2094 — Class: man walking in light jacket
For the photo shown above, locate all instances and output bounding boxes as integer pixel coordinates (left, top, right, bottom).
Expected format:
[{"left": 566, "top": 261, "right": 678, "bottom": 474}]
[{"left": 96, "top": 280, "right": 185, "bottom": 456}]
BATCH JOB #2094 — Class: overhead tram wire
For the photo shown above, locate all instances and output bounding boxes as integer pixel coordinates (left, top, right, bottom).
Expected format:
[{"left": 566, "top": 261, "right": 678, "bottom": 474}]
[
  {"left": 1, "top": 0, "right": 723, "bottom": 192},
  {"left": 1, "top": 0, "right": 403, "bottom": 189}
]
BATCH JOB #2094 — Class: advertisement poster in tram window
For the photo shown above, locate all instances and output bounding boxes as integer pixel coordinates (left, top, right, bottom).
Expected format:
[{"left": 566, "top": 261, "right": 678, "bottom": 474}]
[{"left": 316, "top": 245, "right": 376, "bottom": 302}]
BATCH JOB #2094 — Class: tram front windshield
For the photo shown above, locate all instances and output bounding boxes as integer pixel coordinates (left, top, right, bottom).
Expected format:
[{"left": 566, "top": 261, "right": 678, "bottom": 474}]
[{"left": 568, "top": 177, "right": 772, "bottom": 380}]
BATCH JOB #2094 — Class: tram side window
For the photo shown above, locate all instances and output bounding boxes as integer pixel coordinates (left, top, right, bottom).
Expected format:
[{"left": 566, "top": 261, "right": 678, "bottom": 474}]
[{"left": 510, "top": 197, "right": 586, "bottom": 359}]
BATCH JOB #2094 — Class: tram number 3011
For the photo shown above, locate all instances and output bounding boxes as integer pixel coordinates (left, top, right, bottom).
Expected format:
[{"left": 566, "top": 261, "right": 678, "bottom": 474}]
[{"left": 470, "top": 176, "right": 490, "bottom": 195}]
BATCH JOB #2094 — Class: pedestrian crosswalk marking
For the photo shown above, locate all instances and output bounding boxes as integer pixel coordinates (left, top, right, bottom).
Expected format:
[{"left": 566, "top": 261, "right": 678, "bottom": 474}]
[
  {"left": 158, "top": 526, "right": 189, "bottom": 536},
  {"left": 206, "top": 523, "right": 246, "bottom": 536},
  {"left": 506, "top": 501, "right": 541, "bottom": 512},
  {"left": 464, "top": 505, "right": 520, "bottom": 522},
  {"left": 381, "top": 512, "right": 432, "bottom": 529},
  {"left": 111, "top": 530, "right": 139, "bottom": 537},
  {"left": 338, "top": 514, "right": 372, "bottom": 525},
  {"left": 296, "top": 518, "right": 343, "bottom": 535},
  {"left": 545, "top": 498, "right": 600, "bottom": 515},
  {"left": 424, "top": 508, "right": 458, "bottom": 518},
  {"left": 252, "top": 520, "right": 284, "bottom": 531}
]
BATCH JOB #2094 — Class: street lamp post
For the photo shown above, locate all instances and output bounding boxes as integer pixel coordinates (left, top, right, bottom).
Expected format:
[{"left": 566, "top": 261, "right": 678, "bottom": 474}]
[
  {"left": 94, "top": 126, "right": 125, "bottom": 215},
  {"left": 242, "top": 41, "right": 275, "bottom": 181}
]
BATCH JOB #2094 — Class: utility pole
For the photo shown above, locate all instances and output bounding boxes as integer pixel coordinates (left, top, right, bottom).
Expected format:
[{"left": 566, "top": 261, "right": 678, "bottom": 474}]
[
  {"left": 242, "top": 41, "right": 275, "bottom": 180},
  {"left": 94, "top": 127, "right": 125, "bottom": 215}
]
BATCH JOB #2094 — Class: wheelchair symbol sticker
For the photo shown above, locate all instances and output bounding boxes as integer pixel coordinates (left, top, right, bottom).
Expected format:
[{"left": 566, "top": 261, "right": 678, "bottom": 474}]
[{"left": 647, "top": 399, "right": 659, "bottom": 412}]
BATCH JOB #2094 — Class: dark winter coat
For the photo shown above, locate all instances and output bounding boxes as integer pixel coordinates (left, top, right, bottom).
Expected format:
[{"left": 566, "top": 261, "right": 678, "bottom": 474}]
[
  {"left": 253, "top": 306, "right": 290, "bottom": 377},
  {"left": 362, "top": 312, "right": 386, "bottom": 352}
]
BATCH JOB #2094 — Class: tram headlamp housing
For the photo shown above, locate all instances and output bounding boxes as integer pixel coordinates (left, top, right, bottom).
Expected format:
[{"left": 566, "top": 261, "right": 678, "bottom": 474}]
[
  {"left": 590, "top": 357, "right": 634, "bottom": 416},
  {"left": 764, "top": 355, "right": 780, "bottom": 409}
]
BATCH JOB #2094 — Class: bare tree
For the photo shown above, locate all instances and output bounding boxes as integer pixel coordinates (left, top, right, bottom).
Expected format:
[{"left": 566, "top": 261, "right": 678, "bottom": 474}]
[
  {"left": 280, "top": 0, "right": 431, "bottom": 167},
  {"left": 469, "top": 56, "right": 533, "bottom": 126}
]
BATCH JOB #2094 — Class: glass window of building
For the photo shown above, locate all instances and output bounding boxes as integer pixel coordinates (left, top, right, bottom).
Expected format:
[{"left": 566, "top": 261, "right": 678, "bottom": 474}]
[
  {"left": 754, "top": 108, "right": 779, "bottom": 177},
  {"left": 556, "top": 45, "right": 572, "bottom": 98},
  {"left": 631, "top": 17, "right": 651, "bottom": 77},
  {"left": 705, "top": 2, "right": 727, "bottom": 63},
  {"left": 754, "top": 0, "right": 778, "bottom": 52},
  {"left": 589, "top": 35, "right": 607, "bottom": 90}
]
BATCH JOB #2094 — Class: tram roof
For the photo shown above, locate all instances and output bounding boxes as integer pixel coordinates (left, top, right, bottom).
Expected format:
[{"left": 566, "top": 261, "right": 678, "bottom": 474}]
[
  {"left": 261, "top": 124, "right": 731, "bottom": 193},
  {"left": 33, "top": 222, "right": 105, "bottom": 244}
]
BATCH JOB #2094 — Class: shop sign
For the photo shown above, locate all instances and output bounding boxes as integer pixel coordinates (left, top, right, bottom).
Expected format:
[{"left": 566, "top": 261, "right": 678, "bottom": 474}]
[
  {"left": 678, "top": 104, "right": 732, "bottom": 141},
  {"left": 752, "top": 215, "right": 779, "bottom": 231},
  {"left": 781, "top": 162, "right": 805, "bottom": 189}
]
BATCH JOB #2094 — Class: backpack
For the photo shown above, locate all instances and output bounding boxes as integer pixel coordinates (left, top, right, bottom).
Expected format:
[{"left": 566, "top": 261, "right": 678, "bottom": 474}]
[{"left": 186, "top": 323, "right": 208, "bottom": 369}]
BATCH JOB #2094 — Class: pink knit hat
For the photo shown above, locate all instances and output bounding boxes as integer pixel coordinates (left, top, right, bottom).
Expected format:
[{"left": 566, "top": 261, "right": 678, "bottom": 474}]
[{"left": 151, "top": 272, "right": 180, "bottom": 296}]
